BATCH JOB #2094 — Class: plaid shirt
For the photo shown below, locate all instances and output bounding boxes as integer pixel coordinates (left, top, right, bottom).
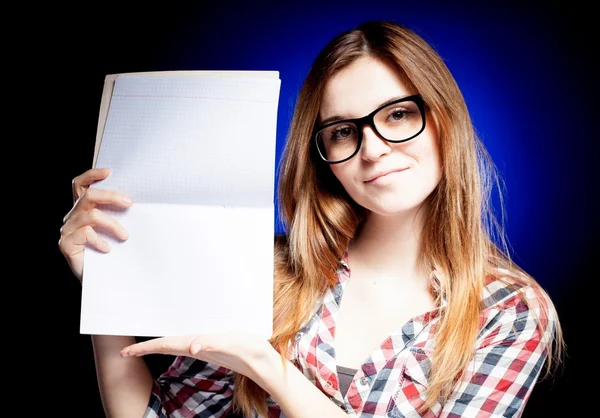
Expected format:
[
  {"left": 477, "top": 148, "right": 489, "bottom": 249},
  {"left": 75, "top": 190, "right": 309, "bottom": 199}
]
[{"left": 145, "top": 259, "right": 555, "bottom": 417}]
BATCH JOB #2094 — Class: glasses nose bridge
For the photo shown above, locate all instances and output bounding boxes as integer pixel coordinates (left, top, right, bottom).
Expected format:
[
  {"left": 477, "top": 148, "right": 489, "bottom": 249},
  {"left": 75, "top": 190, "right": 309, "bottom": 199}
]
[
  {"left": 355, "top": 113, "right": 379, "bottom": 141},
  {"left": 356, "top": 112, "right": 389, "bottom": 146},
  {"left": 355, "top": 113, "right": 393, "bottom": 161}
]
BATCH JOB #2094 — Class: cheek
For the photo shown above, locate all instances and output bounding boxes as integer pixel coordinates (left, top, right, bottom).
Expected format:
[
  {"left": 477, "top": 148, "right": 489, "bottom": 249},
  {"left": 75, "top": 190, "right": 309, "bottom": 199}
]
[
  {"left": 408, "top": 126, "right": 442, "bottom": 172},
  {"left": 329, "top": 164, "right": 366, "bottom": 201},
  {"left": 422, "top": 150, "right": 442, "bottom": 187},
  {"left": 329, "top": 165, "right": 354, "bottom": 189},
  {"left": 423, "top": 140, "right": 442, "bottom": 175},
  {"left": 430, "top": 140, "right": 443, "bottom": 180}
]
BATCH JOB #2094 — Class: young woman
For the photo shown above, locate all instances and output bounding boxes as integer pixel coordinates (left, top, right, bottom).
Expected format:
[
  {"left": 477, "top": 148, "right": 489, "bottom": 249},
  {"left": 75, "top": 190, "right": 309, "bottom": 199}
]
[{"left": 60, "top": 20, "right": 564, "bottom": 417}]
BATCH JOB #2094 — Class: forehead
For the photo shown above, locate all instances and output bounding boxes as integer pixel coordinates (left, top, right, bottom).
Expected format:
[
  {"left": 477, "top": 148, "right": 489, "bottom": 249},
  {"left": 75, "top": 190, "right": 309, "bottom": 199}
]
[{"left": 319, "top": 56, "right": 411, "bottom": 121}]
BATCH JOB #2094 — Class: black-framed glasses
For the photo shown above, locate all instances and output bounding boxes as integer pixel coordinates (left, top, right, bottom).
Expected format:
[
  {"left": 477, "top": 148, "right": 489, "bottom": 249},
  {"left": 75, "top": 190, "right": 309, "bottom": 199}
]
[{"left": 314, "top": 94, "right": 426, "bottom": 164}]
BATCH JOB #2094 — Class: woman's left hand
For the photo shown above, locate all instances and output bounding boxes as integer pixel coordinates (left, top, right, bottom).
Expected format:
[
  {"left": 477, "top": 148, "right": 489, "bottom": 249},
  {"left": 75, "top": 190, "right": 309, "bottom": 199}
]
[{"left": 120, "top": 333, "right": 279, "bottom": 382}]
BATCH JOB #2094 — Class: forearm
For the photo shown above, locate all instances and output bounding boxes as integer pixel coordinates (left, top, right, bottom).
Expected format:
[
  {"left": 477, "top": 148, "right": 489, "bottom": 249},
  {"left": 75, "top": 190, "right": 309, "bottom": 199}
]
[
  {"left": 92, "top": 335, "right": 154, "bottom": 418},
  {"left": 255, "top": 353, "right": 347, "bottom": 418}
]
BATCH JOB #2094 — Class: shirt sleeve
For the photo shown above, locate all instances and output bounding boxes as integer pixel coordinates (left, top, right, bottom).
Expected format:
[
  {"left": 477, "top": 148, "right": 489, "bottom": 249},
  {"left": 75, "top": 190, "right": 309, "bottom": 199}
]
[
  {"left": 440, "top": 285, "right": 557, "bottom": 418},
  {"left": 144, "top": 356, "right": 235, "bottom": 418}
]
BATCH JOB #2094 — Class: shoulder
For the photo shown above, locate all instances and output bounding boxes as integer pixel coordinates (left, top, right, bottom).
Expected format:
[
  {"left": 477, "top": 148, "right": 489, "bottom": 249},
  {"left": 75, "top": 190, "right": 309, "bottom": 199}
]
[
  {"left": 482, "top": 271, "right": 551, "bottom": 312},
  {"left": 478, "top": 271, "right": 558, "bottom": 349}
]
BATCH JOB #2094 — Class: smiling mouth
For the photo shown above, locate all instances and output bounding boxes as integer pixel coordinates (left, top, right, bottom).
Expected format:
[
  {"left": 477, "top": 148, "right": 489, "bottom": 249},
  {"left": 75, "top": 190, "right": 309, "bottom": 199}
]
[{"left": 365, "top": 167, "right": 409, "bottom": 183}]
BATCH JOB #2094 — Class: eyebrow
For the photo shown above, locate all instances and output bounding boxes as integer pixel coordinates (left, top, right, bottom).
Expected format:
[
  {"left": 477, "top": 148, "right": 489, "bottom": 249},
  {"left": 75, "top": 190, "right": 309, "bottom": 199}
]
[{"left": 319, "top": 94, "right": 412, "bottom": 126}]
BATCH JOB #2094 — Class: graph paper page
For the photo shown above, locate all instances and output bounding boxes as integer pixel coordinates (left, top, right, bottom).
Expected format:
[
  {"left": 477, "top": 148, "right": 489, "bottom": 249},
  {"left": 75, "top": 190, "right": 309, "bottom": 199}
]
[{"left": 80, "top": 72, "right": 280, "bottom": 338}]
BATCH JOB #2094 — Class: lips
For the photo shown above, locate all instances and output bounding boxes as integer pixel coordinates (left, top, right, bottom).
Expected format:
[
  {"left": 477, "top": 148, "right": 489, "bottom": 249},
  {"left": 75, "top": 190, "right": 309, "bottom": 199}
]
[{"left": 365, "top": 167, "right": 409, "bottom": 183}]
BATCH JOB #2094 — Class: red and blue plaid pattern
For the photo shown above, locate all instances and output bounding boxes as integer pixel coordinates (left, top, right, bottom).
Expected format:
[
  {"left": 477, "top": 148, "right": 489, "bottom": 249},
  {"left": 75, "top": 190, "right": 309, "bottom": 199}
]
[{"left": 145, "top": 261, "right": 556, "bottom": 417}]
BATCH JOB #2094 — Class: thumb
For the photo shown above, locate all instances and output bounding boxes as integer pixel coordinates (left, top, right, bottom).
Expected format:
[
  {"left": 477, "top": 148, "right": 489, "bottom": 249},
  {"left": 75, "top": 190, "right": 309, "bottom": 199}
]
[{"left": 189, "top": 338, "right": 203, "bottom": 355}]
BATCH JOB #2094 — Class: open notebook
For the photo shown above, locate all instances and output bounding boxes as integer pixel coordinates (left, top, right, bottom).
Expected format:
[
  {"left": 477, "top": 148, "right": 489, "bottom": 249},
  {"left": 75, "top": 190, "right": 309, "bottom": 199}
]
[{"left": 80, "top": 70, "right": 281, "bottom": 338}]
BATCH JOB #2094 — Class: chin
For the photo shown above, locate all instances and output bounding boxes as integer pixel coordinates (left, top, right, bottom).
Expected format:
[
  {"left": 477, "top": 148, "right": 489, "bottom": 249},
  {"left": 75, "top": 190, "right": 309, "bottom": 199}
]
[
  {"left": 350, "top": 187, "right": 436, "bottom": 219},
  {"left": 363, "top": 202, "right": 425, "bottom": 217}
]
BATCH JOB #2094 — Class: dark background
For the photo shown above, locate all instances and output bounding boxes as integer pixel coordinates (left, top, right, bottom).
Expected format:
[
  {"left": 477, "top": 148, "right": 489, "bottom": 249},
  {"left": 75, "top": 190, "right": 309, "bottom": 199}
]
[{"left": 35, "top": 1, "right": 595, "bottom": 416}]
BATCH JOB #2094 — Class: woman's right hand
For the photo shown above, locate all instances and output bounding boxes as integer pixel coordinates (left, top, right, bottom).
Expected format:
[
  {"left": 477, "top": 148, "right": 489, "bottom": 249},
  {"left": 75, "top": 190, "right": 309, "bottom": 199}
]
[{"left": 58, "top": 167, "right": 133, "bottom": 283}]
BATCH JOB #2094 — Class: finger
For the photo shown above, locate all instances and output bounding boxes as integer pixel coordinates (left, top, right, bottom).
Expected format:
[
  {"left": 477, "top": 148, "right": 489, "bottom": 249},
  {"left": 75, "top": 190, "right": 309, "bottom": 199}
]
[
  {"left": 61, "top": 207, "right": 130, "bottom": 241},
  {"left": 64, "top": 188, "right": 133, "bottom": 224},
  {"left": 72, "top": 167, "right": 111, "bottom": 201},
  {"left": 121, "top": 336, "right": 197, "bottom": 357},
  {"left": 190, "top": 339, "right": 203, "bottom": 355},
  {"left": 59, "top": 224, "right": 112, "bottom": 256},
  {"left": 77, "top": 188, "right": 133, "bottom": 212}
]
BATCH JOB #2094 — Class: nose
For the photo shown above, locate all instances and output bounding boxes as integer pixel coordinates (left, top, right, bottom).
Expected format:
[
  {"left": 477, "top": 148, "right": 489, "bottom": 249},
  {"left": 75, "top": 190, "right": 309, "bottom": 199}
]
[{"left": 360, "top": 125, "right": 392, "bottom": 161}]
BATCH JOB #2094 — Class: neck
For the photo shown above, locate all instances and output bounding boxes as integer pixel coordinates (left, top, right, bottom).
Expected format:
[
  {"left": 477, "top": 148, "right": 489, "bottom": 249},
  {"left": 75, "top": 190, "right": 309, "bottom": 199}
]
[{"left": 349, "top": 205, "right": 428, "bottom": 282}]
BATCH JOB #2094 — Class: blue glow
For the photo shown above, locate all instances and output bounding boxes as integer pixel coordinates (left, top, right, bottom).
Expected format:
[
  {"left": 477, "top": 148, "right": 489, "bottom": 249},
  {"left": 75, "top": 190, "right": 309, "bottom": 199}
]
[{"left": 116, "top": 1, "right": 595, "bottom": 296}]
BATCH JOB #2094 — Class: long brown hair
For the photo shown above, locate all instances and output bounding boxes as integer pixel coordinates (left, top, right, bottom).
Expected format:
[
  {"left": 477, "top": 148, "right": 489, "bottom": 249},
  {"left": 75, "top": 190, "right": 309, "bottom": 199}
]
[{"left": 233, "top": 20, "right": 564, "bottom": 416}]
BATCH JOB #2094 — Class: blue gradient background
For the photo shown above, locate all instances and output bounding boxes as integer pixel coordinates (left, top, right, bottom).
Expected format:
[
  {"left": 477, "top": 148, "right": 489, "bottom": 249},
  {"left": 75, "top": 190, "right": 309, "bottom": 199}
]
[{"left": 45, "top": 1, "right": 595, "bottom": 416}]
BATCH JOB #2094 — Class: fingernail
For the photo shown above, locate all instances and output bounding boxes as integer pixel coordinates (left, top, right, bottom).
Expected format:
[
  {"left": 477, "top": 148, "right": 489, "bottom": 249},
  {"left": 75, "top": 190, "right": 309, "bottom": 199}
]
[{"left": 123, "top": 196, "right": 132, "bottom": 204}]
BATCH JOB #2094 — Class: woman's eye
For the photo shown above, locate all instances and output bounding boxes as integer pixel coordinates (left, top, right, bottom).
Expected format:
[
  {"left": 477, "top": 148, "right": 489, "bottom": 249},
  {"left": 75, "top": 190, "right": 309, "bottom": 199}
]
[
  {"left": 332, "top": 126, "right": 354, "bottom": 139},
  {"left": 389, "top": 110, "right": 407, "bottom": 121}
]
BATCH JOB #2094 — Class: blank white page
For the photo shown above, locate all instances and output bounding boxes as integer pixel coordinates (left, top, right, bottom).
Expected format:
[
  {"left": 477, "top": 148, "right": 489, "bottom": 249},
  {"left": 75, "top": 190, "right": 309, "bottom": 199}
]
[{"left": 80, "top": 72, "right": 280, "bottom": 338}]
